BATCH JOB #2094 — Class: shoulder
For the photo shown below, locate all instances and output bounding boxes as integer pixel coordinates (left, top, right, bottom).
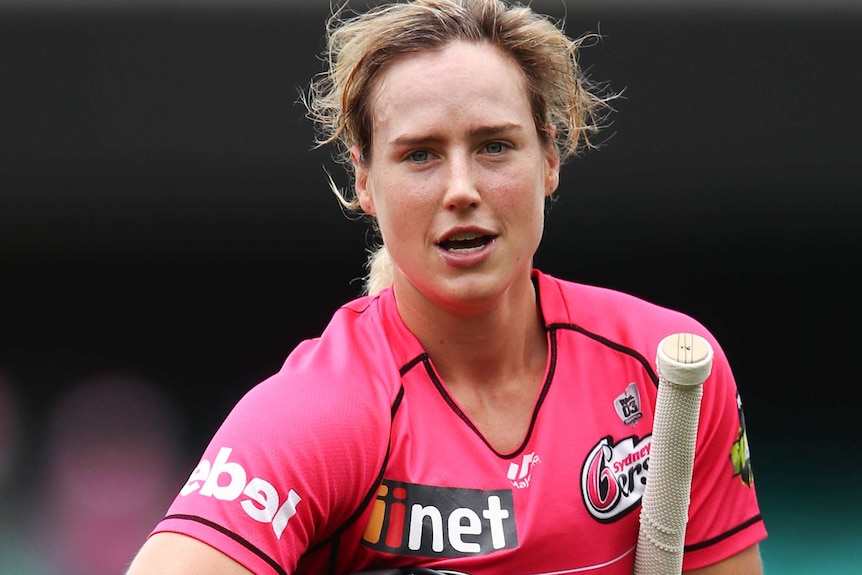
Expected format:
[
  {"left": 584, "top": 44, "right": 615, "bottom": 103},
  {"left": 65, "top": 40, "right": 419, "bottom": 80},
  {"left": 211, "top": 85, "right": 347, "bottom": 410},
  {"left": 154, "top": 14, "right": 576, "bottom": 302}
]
[
  {"left": 535, "top": 270, "right": 709, "bottom": 350},
  {"left": 241, "top": 292, "right": 403, "bottom": 435},
  {"left": 533, "top": 270, "right": 737, "bottom": 396},
  {"left": 197, "top": 291, "right": 403, "bottom": 484},
  {"left": 173, "top": 293, "right": 403, "bottom": 547},
  {"left": 283, "top": 291, "right": 398, "bottom": 378}
]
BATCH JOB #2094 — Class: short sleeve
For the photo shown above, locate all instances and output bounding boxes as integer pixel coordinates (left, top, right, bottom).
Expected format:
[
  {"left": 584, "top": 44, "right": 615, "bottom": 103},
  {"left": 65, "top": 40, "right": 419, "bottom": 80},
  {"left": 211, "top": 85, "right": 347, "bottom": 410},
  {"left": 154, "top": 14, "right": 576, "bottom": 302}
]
[
  {"left": 151, "top": 348, "right": 393, "bottom": 574},
  {"left": 682, "top": 336, "right": 767, "bottom": 570}
]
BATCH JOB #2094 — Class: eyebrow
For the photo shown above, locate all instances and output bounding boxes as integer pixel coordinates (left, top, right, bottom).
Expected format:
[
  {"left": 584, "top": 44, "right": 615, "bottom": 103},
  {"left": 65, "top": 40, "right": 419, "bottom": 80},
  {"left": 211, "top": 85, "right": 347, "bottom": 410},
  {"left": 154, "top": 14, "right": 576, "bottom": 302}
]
[{"left": 387, "top": 122, "right": 527, "bottom": 148}]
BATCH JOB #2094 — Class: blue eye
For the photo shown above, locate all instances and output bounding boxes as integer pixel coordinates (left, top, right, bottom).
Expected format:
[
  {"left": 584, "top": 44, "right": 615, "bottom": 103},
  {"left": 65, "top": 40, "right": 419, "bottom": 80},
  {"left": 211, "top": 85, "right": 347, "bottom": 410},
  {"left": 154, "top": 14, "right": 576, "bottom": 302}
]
[
  {"left": 485, "top": 142, "right": 506, "bottom": 154},
  {"left": 410, "top": 150, "right": 430, "bottom": 162}
]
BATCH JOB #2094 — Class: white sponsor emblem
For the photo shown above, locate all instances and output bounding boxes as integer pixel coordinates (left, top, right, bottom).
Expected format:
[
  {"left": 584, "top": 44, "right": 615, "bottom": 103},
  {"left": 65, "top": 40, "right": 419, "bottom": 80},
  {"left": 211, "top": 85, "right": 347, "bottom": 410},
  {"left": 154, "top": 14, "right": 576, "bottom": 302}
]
[
  {"left": 506, "top": 451, "right": 540, "bottom": 489},
  {"left": 180, "top": 446, "right": 301, "bottom": 538}
]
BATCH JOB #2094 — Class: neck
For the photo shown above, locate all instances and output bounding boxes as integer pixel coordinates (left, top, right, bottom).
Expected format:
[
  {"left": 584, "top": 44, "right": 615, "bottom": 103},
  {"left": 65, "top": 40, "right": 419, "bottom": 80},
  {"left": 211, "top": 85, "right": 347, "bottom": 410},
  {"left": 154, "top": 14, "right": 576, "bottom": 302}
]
[{"left": 393, "top": 273, "right": 547, "bottom": 389}]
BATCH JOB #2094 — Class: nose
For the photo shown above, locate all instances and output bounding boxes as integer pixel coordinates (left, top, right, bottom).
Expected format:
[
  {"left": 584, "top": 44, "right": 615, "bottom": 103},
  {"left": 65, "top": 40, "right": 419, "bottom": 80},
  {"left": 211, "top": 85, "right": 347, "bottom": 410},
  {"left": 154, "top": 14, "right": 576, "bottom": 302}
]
[{"left": 442, "top": 154, "right": 481, "bottom": 210}]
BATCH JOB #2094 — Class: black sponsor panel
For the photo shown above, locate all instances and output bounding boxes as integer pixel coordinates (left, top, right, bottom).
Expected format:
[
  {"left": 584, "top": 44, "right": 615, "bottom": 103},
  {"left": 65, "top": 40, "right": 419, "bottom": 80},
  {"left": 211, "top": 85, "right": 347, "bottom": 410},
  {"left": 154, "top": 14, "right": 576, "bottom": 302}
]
[{"left": 363, "top": 481, "right": 517, "bottom": 558}]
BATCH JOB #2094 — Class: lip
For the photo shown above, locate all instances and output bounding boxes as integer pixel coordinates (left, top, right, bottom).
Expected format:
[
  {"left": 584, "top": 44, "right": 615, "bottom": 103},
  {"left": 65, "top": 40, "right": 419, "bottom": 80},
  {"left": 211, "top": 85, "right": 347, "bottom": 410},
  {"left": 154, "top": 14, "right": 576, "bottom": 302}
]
[
  {"left": 434, "top": 226, "right": 498, "bottom": 268},
  {"left": 435, "top": 225, "right": 497, "bottom": 244}
]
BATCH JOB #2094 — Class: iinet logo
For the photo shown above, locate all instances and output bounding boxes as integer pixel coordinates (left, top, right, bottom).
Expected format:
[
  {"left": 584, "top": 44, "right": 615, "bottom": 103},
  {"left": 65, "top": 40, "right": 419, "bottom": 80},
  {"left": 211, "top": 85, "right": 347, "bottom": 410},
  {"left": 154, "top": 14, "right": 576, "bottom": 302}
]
[
  {"left": 362, "top": 480, "right": 517, "bottom": 558},
  {"left": 180, "top": 447, "right": 302, "bottom": 539}
]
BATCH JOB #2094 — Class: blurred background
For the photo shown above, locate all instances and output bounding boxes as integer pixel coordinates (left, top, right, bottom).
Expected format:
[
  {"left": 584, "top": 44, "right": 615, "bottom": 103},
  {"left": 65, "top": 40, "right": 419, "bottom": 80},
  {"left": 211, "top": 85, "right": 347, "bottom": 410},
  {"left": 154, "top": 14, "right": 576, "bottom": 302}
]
[{"left": 1, "top": 0, "right": 859, "bottom": 573}]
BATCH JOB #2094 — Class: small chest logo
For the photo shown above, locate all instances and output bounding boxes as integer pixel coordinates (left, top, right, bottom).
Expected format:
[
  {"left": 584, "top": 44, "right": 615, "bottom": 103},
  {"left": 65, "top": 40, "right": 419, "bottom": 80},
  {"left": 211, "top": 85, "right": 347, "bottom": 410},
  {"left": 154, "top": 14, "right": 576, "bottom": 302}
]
[
  {"left": 506, "top": 451, "right": 540, "bottom": 489},
  {"left": 614, "top": 382, "right": 643, "bottom": 426},
  {"left": 581, "top": 435, "right": 651, "bottom": 522}
]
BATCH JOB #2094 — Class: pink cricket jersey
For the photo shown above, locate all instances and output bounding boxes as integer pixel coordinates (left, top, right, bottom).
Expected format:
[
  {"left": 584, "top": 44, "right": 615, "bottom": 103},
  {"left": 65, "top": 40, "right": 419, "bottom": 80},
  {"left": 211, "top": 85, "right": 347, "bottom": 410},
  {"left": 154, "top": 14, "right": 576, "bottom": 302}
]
[{"left": 153, "top": 270, "right": 766, "bottom": 574}]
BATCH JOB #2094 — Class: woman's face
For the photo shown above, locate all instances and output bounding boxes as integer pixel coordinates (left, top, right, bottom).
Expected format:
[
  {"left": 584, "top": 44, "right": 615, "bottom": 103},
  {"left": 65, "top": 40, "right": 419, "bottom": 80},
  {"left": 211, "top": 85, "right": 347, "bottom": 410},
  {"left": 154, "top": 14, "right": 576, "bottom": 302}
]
[{"left": 353, "top": 40, "right": 560, "bottom": 315}]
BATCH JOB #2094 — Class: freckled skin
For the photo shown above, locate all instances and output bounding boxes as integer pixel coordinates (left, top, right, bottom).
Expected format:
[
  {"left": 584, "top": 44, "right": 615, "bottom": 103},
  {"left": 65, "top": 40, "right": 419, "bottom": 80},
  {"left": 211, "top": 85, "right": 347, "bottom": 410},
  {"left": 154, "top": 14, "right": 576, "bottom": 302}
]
[{"left": 353, "top": 40, "right": 560, "bottom": 320}]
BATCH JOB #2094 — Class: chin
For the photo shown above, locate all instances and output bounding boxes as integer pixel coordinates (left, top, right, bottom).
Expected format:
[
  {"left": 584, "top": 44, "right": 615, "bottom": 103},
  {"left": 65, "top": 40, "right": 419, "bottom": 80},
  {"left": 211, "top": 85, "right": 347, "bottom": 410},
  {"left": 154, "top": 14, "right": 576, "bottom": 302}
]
[{"left": 430, "top": 273, "right": 520, "bottom": 314}]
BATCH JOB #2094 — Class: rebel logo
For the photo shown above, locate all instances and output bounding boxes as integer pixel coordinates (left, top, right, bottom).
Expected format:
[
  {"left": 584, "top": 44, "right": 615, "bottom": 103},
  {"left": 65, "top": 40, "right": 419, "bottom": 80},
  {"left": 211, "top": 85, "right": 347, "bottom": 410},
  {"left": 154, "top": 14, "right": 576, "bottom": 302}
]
[
  {"left": 179, "top": 447, "right": 302, "bottom": 539},
  {"left": 362, "top": 480, "right": 517, "bottom": 558},
  {"left": 581, "top": 435, "right": 651, "bottom": 522}
]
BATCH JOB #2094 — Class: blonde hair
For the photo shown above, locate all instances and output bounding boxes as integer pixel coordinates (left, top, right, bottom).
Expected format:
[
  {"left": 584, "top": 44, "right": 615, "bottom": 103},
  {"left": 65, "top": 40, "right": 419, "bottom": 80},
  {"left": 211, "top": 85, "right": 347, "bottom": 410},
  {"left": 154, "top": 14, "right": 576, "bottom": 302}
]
[{"left": 303, "top": 0, "right": 614, "bottom": 294}]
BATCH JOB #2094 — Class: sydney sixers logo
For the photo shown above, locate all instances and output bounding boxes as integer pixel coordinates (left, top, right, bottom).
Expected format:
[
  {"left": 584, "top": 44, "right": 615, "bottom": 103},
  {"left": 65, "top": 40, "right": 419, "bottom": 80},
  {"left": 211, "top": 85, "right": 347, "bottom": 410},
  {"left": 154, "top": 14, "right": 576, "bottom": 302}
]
[{"left": 581, "top": 435, "right": 652, "bottom": 522}]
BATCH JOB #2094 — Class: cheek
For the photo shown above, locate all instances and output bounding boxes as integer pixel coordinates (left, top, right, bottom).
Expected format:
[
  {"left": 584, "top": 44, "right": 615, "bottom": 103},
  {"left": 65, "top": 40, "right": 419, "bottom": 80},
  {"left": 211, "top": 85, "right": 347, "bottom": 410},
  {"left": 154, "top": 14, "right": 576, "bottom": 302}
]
[
  {"left": 369, "top": 175, "right": 433, "bottom": 240},
  {"left": 493, "top": 175, "right": 547, "bottom": 245},
  {"left": 496, "top": 173, "right": 547, "bottom": 216}
]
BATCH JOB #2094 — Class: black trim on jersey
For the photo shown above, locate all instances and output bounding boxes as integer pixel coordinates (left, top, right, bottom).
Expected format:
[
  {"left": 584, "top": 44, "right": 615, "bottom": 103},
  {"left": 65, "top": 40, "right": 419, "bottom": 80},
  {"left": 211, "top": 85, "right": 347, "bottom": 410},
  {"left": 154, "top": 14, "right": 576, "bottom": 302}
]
[
  {"left": 684, "top": 514, "right": 764, "bottom": 552},
  {"left": 307, "top": 436, "right": 396, "bottom": 555},
  {"left": 531, "top": 325, "right": 558, "bottom": 448},
  {"left": 420, "top": 334, "right": 558, "bottom": 460},
  {"left": 422, "top": 358, "right": 464, "bottom": 422},
  {"left": 311, "top": 384, "right": 406, "bottom": 573},
  {"left": 327, "top": 536, "right": 340, "bottom": 575},
  {"left": 163, "top": 514, "right": 287, "bottom": 575},
  {"left": 400, "top": 353, "right": 429, "bottom": 376},
  {"left": 547, "top": 322, "right": 660, "bottom": 387}
]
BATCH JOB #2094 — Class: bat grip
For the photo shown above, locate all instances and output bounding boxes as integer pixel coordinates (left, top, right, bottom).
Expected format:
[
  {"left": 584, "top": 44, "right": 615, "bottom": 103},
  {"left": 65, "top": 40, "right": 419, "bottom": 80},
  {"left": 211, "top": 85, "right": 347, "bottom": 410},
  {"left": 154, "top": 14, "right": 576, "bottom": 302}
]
[{"left": 633, "top": 333, "right": 713, "bottom": 575}]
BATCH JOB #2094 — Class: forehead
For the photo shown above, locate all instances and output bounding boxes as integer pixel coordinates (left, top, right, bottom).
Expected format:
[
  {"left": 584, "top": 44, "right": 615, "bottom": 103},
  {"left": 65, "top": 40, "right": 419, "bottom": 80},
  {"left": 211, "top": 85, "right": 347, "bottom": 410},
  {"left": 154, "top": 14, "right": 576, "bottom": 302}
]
[{"left": 367, "top": 41, "right": 533, "bottom": 138}]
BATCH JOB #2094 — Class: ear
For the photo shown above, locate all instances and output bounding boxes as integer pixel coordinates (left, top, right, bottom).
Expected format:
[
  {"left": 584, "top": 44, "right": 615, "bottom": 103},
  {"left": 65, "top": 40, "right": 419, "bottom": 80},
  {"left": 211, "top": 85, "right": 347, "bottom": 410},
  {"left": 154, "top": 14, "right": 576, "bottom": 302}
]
[
  {"left": 351, "top": 145, "right": 375, "bottom": 215},
  {"left": 543, "top": 126, "right": 561, "bottom": 197}
]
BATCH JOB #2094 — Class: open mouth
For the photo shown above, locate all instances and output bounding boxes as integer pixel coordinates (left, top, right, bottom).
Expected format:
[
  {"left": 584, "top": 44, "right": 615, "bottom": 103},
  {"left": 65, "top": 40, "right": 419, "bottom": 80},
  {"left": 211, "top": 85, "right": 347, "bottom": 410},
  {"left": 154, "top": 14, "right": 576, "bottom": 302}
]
[{"left": 437, "top": 232, "right": 495, "bottom": 252}]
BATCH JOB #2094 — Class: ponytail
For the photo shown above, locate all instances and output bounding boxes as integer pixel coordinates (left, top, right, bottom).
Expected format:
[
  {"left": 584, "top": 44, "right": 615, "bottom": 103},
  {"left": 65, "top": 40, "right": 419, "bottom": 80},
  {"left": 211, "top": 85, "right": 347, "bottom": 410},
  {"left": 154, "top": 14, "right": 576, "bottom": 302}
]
[{"left": 364, "top": 245, "right": 394, "bottom": 296}]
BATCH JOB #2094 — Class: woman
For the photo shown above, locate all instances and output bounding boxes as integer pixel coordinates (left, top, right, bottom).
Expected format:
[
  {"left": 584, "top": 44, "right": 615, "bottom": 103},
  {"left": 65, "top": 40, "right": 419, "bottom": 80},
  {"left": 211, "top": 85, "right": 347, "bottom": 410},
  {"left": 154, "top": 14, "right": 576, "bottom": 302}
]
[{"left": 127, "top": 1, "right": 766, "bottom": 573}]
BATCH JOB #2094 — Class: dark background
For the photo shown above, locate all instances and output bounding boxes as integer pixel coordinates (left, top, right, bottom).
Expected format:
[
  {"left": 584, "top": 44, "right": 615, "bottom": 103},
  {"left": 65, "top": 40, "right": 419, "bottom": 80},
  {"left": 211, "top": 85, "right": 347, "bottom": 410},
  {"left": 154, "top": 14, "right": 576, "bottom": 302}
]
[{"left": 1, "top": 2, "right": 860, "bottom": 572}]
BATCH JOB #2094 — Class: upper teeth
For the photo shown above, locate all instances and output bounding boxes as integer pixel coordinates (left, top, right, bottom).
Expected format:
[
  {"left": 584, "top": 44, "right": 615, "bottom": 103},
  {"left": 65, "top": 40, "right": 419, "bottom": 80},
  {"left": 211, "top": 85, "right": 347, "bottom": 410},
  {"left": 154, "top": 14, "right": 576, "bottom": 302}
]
[{"left": 448, "top": 232, "right": 481, "bottom": 241}]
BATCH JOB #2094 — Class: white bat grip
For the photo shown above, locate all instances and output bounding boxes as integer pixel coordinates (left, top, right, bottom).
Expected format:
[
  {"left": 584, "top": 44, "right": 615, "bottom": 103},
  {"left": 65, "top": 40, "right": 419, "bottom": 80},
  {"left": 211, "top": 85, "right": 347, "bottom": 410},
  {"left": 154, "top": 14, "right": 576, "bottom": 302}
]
[{"left": 634, "top": 333, "right": 713, "bottom": 575}]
